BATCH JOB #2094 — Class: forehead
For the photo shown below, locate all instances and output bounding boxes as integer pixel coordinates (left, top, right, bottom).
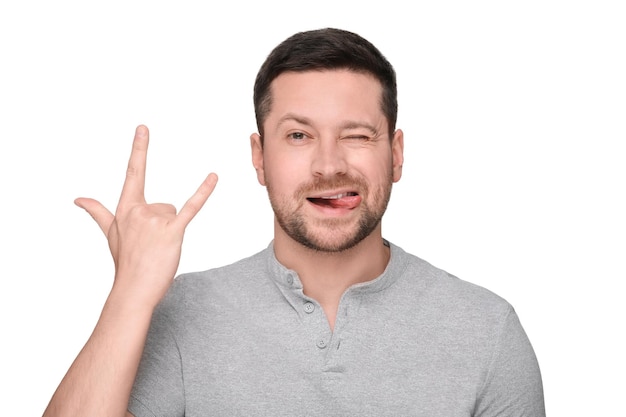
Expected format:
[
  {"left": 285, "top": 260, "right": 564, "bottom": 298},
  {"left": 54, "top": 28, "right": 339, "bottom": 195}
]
[{"left": 266, "top": 69, "right": 385, "bottom": 127}]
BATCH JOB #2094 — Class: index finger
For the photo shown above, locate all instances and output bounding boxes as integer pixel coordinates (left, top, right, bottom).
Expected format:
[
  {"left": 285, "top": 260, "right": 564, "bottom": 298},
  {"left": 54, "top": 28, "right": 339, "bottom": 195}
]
[{"left": 119, "top": 125, "right": 149, "bottom": 205}]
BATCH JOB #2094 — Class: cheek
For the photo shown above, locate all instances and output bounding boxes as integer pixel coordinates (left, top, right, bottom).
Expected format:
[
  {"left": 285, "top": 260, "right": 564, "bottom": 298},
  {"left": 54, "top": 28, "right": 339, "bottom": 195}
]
[
  {"left": 349, "top": 153, "right": 393, "bottom": 182},
  {"left": 263, "top": 154, "right": 305, "bottom": 190}
]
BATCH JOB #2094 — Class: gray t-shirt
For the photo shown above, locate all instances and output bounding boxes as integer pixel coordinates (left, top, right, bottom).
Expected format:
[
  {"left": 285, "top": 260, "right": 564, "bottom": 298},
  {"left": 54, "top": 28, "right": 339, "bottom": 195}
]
[{"left": 129, "top": 242, "right": 544, "bottom": 416}]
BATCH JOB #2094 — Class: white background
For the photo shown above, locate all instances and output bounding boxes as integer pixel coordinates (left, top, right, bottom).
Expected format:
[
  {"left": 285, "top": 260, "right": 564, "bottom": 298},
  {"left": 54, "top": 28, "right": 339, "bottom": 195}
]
[{"left": 1, "top": 1, "right": 624, "bottom": 415}]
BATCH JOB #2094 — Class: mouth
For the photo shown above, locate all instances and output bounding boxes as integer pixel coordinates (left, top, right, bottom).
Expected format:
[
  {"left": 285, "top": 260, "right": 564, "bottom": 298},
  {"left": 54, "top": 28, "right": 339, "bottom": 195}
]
[{"left": 307, "top": 192, "right": 361, "bottom": 209}]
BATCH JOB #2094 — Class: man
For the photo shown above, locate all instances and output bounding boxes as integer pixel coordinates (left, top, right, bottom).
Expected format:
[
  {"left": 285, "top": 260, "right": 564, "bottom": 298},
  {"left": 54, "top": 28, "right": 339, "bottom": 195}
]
[{"left": 43, "top": 28, "right": 544, "bottom": 416}]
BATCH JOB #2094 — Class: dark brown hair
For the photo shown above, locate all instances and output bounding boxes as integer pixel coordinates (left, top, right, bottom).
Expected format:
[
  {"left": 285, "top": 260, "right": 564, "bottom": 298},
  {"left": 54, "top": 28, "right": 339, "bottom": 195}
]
[{"left": 253, "top": 28, "right": 398, "bottom": 142}]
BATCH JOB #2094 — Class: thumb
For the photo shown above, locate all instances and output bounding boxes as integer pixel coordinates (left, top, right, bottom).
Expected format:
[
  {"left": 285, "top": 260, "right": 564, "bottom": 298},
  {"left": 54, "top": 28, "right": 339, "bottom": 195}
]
[{"left": 74, "top": 197, "right": 114, "bottom": 236}]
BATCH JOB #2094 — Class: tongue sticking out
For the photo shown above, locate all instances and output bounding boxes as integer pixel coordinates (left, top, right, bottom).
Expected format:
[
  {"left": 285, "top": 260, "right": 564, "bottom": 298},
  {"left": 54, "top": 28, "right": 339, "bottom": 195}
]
[{"left": 309, "top": 194, "right": 361, "bottom": 209}]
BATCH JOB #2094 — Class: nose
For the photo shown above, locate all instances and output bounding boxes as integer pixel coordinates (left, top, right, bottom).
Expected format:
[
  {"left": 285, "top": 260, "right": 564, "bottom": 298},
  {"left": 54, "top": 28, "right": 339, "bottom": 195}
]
[{"left": 311, "top": 137, "right": 348, "bottom": 178}]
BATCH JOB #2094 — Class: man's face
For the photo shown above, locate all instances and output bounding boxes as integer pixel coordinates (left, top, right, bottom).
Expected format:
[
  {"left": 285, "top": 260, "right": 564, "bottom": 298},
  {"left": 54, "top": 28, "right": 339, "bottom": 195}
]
[{"left": 251, "top": 69, "right": 403, "bottom": 252}]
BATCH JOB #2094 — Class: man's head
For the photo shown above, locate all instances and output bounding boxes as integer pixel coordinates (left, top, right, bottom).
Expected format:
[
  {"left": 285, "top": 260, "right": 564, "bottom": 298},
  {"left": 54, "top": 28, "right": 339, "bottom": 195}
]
[
  {"left": 250, "top": 28, "right": 404, "bottom": 253},
  {"left": 253, "top": 28, "right": 398, "bottom": 143}
]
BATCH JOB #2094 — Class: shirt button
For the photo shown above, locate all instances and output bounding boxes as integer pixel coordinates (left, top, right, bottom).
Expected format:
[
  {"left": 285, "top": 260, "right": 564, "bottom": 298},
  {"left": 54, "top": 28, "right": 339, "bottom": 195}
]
[
  {"left": 286, "top": 274, "right": 294, "bottom": 285},
  {"left": 304, "top": 302, "right": 315, "bottom": 314},
  {"left": 316, "top": 339, "right": 327, "bottom": 349}
]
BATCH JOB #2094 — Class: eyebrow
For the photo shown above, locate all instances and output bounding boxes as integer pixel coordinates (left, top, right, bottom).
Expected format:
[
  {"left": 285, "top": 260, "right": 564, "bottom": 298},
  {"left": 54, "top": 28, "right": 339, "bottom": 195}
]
[
  {"left": 277, "top": 113, "right": 379, "bottom": 136},
  {"left": 277, "top": 113, "right": 313, "bottom": 129},
  {"left": 340, "top": 121, "right": 379, "bottom": 136}
]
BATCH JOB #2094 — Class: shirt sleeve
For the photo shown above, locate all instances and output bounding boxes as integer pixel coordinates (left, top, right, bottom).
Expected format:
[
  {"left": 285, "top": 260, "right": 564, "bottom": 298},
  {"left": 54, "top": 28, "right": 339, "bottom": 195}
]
[
  {"left": 127, "top": 281, "right": 186, "bottom": 417},
  {"left": 474, "top": 307, "right": 545, "bottom": 416}
]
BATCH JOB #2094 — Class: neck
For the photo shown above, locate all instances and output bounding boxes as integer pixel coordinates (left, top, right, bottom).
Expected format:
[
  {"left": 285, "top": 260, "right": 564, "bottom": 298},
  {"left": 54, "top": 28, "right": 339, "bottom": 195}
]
[{"left": 273, "top": 223, "right": 390, "bottom": 330}]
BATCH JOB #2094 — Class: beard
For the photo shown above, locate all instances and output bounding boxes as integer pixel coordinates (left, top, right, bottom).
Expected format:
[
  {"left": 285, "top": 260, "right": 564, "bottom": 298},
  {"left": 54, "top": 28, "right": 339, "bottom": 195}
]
[{"left": 266, "top": 173, "right": 393, "bottom": 253}]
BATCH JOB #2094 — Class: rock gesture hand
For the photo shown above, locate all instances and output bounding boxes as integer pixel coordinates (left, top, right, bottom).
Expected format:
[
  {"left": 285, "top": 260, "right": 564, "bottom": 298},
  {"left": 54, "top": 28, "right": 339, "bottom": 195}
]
[{"left": 74, "top": 125, "right": 218, "bottom": 308}]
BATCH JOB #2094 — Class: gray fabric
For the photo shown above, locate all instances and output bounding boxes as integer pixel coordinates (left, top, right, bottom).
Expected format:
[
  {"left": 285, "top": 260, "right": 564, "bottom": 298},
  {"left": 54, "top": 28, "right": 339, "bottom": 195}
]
[{"left": 128, "top": 242, "right": 544, "bottom": 417}]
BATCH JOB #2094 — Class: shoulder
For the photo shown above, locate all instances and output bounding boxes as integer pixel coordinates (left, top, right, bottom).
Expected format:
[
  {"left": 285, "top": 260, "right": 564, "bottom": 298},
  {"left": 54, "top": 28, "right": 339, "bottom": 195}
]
[
  {"left": 177, "top": 247, "right": 269, "bottom": 287},
  {"left": 156, "top": 247, "right": 273, "bottom": 315},
  {"left": 388, "top": 245, "right": 541, "bottom": 380},
  {"left": 390, "top": 243, "right": 513, "bottom": 324}
]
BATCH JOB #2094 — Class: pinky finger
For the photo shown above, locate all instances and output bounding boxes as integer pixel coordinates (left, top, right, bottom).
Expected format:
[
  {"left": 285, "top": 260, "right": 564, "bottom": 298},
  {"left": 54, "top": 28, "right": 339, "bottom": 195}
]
[{"left": 176, "top": 173, "right": 219, "bottom": 228}]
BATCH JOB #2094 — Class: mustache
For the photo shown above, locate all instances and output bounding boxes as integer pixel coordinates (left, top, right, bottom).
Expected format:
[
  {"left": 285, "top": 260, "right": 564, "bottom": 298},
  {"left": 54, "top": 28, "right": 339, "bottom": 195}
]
[{"left": 295, "top": 175, "right": 368, "bottom": 198}]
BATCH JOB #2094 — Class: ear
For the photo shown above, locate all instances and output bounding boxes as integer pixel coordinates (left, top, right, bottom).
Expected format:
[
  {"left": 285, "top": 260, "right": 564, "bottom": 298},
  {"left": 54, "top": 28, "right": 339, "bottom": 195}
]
[
  {"left": 250, "top": 133, "right": 266, "bottom": 186},
  {"left": 391, "top": 129, "right": 404, "bottom": 183}
]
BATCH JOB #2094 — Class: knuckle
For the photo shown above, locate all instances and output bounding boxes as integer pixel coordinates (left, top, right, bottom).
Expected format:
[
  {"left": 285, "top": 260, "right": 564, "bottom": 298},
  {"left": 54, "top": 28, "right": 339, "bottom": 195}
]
[{"left": 126, "top": 165, "right": 139, "bottom": 178}]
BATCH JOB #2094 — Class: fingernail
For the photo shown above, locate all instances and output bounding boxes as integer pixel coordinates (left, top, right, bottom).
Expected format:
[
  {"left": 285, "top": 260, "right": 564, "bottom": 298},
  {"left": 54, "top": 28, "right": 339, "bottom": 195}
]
[{"left": 136, "top": 125, "right": 147, "bottom": 137}]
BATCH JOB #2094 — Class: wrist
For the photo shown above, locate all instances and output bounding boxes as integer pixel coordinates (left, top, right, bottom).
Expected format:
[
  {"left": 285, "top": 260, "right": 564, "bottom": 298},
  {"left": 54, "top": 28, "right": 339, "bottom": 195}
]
[{"left": 104, "top": 279, "right": 162, "bottom": 319}]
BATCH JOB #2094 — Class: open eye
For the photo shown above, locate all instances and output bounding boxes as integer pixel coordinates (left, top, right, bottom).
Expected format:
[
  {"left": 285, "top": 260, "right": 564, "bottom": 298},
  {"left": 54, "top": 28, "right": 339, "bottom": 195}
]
[{"left": 287, "top": 131, "right": 309, "bottom": 142}]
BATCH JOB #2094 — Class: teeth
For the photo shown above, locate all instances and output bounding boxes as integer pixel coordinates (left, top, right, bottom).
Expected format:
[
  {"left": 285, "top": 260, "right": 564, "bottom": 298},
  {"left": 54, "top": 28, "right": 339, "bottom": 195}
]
[
  {"left": 320, "top": 192, "right": 356, "bottom": 199},
  {"left": 322, "top": 193, "right": 345, "bottom": 199}
]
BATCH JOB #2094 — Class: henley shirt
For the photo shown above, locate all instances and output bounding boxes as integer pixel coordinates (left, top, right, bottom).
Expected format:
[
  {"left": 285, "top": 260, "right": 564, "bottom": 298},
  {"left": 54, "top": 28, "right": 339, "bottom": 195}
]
[{"left": 128, "top": 241, "right": 544, "bottom": 416}]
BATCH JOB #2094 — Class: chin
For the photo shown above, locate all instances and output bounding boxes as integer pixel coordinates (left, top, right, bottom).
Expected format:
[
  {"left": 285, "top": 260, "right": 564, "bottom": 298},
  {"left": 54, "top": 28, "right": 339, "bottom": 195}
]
[{"left": 287, "top": 221, "right": 378, "bottom": 253}]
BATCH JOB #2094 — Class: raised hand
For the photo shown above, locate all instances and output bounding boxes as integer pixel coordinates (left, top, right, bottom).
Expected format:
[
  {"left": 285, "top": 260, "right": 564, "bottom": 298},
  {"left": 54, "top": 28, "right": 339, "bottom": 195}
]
[
  {"left": 43, "top": 125, "right": 217, "bottom": 417},
  {"left": 74, "top": 125, "right": 218, "bottom": 308}
]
